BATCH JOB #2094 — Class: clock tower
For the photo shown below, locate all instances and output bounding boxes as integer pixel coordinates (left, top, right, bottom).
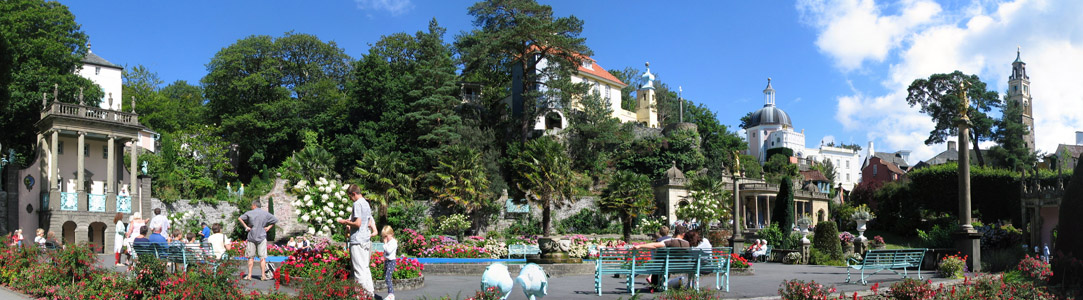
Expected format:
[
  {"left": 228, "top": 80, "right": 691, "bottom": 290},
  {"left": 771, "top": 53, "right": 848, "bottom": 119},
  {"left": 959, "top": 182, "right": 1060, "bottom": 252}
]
[{"left": 1007, "top": 47, "right": 1035, "bottom": 152}]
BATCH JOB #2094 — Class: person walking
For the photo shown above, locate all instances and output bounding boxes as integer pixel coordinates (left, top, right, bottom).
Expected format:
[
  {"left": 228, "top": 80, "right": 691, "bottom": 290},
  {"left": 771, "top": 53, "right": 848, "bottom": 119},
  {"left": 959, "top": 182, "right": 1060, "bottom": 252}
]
[
  {"left": 239, "top": 199, "right": 278, "bottom": 281},
  {"left": 113, "top": 213, "right": 126, "bottom": 266},
  {"left": 336, "top": 184, "right": 377, "bottom": 297},
  {"left": 381, "top": 226, "right": 399, "bottom": 300}
]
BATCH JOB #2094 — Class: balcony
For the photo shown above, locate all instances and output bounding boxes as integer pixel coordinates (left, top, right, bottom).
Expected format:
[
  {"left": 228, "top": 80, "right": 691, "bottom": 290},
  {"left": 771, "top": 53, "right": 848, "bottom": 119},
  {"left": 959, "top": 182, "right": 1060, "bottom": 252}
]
[
  {"left": 40, "top": 102, "right": 140, "bottom": 127},
  {"left": 56, "top": 191, "right": 132, "bottom": 213}
]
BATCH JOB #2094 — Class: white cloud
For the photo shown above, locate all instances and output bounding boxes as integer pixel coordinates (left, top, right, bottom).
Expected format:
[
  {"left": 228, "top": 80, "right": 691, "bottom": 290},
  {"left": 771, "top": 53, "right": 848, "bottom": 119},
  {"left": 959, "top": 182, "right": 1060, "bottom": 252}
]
[
  {"left": 805, "top": 0, "right": 1083, "bottom": 164},
  {"left": 354, "top": 0, "right": 414, "bottom": 16},
  {"left": 797, "top": 0, "right": 942, "bottom": 71}
]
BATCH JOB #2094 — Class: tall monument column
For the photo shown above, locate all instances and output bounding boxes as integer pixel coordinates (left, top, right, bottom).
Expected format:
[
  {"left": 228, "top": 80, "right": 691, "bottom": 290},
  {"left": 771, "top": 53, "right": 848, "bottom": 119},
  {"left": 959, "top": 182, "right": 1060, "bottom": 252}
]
[
  {"left": 954, "top": 82, "right": 982, "bottom": 272},
  {"left": 76, "top": 131, "right": 86, "bottom": 211},
  {"left": 130, "top": 139, "right": 140, "bottom": 215}
]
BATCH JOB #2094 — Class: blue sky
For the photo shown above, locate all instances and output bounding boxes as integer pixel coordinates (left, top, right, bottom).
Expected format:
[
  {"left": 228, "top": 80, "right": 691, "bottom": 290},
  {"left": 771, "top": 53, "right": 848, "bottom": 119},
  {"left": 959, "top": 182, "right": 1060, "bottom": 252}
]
[{"left": 62, "top": 0, "right": 1083, "bottom": 164}]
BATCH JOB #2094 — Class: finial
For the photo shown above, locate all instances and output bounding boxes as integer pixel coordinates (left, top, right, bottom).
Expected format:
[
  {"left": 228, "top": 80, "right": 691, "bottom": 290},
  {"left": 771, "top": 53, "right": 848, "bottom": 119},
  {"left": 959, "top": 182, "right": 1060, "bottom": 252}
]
[
  {"left": 78, "top": 88, "right": 84, "bottom": 106},
  {"left": 130, "top": 96, "right": 136, "bottom": 113},
  {"left": 42, "top": 92, "right": 47, "bottom": 107},
  {"left": 108, "top": 93, "right": 113, "bottom": 110},
  {"left": 87, "top": 42, "right": 92, "bottom": 53},
  {"left": 645, "top": 61, "right": 650, "bottom": 69},
  {"left": 52, "top": 84, "right": 58, "bottom": 101}
]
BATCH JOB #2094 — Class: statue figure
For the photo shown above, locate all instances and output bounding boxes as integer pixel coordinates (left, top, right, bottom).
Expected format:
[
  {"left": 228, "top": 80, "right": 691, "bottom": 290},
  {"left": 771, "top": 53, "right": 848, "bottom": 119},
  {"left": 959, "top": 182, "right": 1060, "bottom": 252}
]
[
  {"left": 481, "top": 263, "right": 514, "bottom": 300},
  {"left": 515, "top": 263, "right": 548, "bottom": 300},
  {"left": 732, "top": 150, "right": 742, "bottom": 177},
  {"left": 238, "top": 183, "right": 245, "bottom": 197},
  {"left": 141, "top": 161, "right": 148, "bottom": 175},
  {"left": 957, "top": 81, "right": 970, "bottom": 119}
]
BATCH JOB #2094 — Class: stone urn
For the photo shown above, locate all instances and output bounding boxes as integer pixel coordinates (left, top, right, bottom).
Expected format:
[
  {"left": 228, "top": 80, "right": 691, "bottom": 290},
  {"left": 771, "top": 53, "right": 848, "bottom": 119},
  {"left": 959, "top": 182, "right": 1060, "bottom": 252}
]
[
  {"left": 800, "top": 228, "right": 810, "bottom": 244},
  {"left": 528, "top": 237, "right": 582, "bottom": 264},
  {"left": 856, "top": 219, "right": 868, "bottom": 239}
]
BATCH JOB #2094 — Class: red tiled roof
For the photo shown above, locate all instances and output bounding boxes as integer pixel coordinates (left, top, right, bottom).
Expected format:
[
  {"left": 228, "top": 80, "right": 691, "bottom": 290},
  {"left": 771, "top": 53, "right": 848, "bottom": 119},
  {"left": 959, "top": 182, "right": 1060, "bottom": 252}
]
[
  {"left": 525, "top": 45, "right": 626, "bottom": 87},
  {"left": 800, "top": 170, "right": 829, "bottom": 182}
]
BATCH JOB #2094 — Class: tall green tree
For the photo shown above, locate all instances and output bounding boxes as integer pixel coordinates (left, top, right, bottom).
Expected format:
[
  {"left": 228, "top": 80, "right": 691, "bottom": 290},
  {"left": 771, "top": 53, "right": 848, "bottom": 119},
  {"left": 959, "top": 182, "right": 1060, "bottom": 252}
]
[
  {"left": 610, "top": 66, "right": 643, "bottom": 111},
  {"left": 738, "top": 154, "right": 763, "bottom": 179},
  {"left": 512, "top": 136, "right": 575, "bottom": 236},
  {"left": 458, "top": 0, "right": 590, "bottom": 142},
  {"left": 279, "top": 131, "right": 338, "bottom": 184},
  {"left": 565, "top": 92, "right": 622, "bottom": 180},
  {"left": 906, "top": 71, "right": 1000, "bottom": 167},
  {"left": 403, "top": 19, "right": 464, "bottom": 164},
  {"left": 811, "top": 158, "right": 837, "bottom": 187},
  {"left": 0, "top": 0, "right": 103, "bottom": 161},
  {"left": 684, "top": 102, "right": 746, "bottom": 178},
  {"left": 428, "top": 145, "right": 495, "bottom": 228},
  {"left": 599, "top": 170, "right": 655, "bottom": 242},
  {"left": 144, "top": 126, "right": 236, "bottom": 203},
  {"left": 355, "top": 151, "right": 414, "bottom": 228},
  {"left": 771, "top": 176, "right": 795, "bottom": 231},
  {"left": 677, "top": 174, "right": 732, "bottom": 227},
  {"left": 989, "top": 98, "right": 1035, "bottom": 170},
  {"left": 764, "top": 154, "right": 798, "bottom": 183},
  {"left": 202, "top": 32, "right": 351, "bottom": 179},
  {"left": 122, "top": 65, "right": 207, "bottom": 133}
]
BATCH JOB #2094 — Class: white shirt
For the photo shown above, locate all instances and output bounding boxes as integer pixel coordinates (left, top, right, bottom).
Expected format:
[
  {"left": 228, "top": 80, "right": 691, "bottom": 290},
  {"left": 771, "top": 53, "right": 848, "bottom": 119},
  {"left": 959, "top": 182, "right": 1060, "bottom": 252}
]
[
  {"left": 148, "top": 215, "right": 170, "bottom": 234},
  {"left": 208, "top": 233, "right": 230, "bottom": 259},
  {"left": 34, "top": 236, "right": 46, "bottom": 245},
  {"left": 384, "top": 238, "right": 398, "bottom": 260}
]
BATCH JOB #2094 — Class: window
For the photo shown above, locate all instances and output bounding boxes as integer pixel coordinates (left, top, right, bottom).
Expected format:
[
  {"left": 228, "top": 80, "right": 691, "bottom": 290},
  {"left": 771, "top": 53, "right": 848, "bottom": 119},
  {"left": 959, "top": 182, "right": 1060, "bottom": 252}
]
[
  {"left": 84, "top": 144, "right": 89, "bottom": 157},
  {"left": 605, "top": 85, "right": 611, "bottom": 100},
  {"left": 94, "top": 66, "right": 101, "bottom": 75},
  {"left": 582, "top": 60, "right": 592, "bottom": 69},
  {"left": 873, "top": 165, "right": 878, "bottom": 176},
  {"left": 102, "top": 145, "right": 108, "bottom": 159},
  {"left": 58, "top": 141, "right": 64, "bottom": 155},
  {"left": 846, "top": 174, "right": 850, "bottom": 181},
  {"left": 845, "top": 160, "right": 850, "bottom": 168}
]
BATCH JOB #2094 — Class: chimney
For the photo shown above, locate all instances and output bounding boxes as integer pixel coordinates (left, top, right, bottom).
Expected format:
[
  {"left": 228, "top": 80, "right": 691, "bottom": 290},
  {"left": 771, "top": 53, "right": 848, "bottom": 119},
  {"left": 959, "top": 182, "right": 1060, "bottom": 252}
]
[
  {"left": 1077, "top": 131, "right": 1083, "bottom": 145},
  {"left": 947, "top": 141, "right": 957, "bottom": 151},
  {"left": 868, "top": 141, "right": 875, "bottom": 156}
]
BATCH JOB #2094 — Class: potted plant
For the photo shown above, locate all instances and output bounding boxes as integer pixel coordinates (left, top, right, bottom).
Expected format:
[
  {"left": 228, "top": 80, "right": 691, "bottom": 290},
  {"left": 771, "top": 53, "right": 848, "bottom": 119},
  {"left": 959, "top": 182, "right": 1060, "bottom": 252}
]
[{"left": 851, "top": 204, "right": 875, "bottom": 239}]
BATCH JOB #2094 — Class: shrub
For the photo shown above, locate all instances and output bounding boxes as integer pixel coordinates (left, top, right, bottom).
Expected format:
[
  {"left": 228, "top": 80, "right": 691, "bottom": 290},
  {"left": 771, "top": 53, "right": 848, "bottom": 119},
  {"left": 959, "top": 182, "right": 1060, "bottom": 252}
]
[
  {"left": 778, "top": 279, "right": 835, "bottom": 300},
  {"left": 370, "top": 253, "right": 424, "bottom": 280},
  {"left": 729, "top": 253, "right": 751, "bottom": 269},
  {"left": 657, "top": 287, "right": 722, "bottom": 300},
  {"left": 938, "top": 254, "right": 967, "bottom": 279},
  {"left": 289, "top": 177, "right": 352, "bottom": 240},
  {"left": 557, "top": 208, "right": 617, "bottom": 234},
  {"left": 916, "top": 224, "right": 956, "bottom": 248},
  {"left": 756, "top": 223, "right": 786, "bottom": 249},
  {"left": 156, "top": 264, "right": 248, "bottom": 299},
  {"left": 837, "top": 232, "right": 855, "bottom": 244},
  {"left": 1017, "top": 254, "right": 1053, "bottom": 282},
  {"left": 783, "top": 252, "right": 803, "bottom": 265},
  {"left": 886, "top": 278, "right": 936, "bottom": 300},
  {"left": 976, "top": 222, "right": 1023, "bottom": 250},
  {"left": 387, "top": 200, "right": 428, "bottom": 235},
  {"left": 503, "top": 215, "right": 542, "bottom": 236},
  {"left": 438, "top": 214, "right": 471, "bottom": 239},
  {"left": 812, "top": 221, "right": 842, "bottom": 262},
  {"left": 52, "top": 242, "right": 98, "bottom": 284},
  {"left": 869, "top": 235, "right": 886, "bottom": 248},
  {"left": 296, "top": 275, "right": 372, "bottom": 300},
  {"left": 809, "top": 249, "right": 844, "bottom": 266}
]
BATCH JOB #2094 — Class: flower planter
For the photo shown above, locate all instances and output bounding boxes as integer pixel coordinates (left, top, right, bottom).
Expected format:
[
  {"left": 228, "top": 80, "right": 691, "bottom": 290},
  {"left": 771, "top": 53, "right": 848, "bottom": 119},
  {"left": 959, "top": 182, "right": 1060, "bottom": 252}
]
[
  {"left": 730, "top": 267, "right": 755, "bottom": 276},
  {"left": 282, "top": 275, "right": 425, "bottom": 291}
]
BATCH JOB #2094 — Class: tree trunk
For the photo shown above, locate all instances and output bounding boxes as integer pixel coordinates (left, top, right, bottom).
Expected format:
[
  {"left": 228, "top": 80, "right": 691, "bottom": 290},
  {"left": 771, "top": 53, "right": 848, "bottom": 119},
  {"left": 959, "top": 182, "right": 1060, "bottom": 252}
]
[
  {"left": 378, "top": 202, "right": 388, "bottom": 231},
  {"left": 622, "top": 212, "right": 632, "bottom": 243},
  {"left": 542, "top": 200, "right": 552, "bottom": 236},
  {"left": 969, "top": 130, "right": 985, "bottom": 167}
]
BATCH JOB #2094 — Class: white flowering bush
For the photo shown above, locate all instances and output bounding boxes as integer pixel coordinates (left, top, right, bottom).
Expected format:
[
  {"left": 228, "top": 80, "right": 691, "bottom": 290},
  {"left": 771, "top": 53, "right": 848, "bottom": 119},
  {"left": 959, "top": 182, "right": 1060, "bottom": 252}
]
[
  {"left": 289, "top": 177, "right": 353, "bottom": 241},
  {"left": 637, "top": 218, "right": 664, "bottom": 235},
  {"left": 168, "top": 210, "right": 202, "bottom": 236}
]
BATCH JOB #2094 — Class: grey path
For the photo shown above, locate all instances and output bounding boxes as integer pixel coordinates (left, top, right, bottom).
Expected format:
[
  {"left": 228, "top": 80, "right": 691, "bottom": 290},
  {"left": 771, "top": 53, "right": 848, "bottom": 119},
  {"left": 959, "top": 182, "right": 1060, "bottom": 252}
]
[{"left": 90, "top": 254, "right": 944, "bottom": 300}]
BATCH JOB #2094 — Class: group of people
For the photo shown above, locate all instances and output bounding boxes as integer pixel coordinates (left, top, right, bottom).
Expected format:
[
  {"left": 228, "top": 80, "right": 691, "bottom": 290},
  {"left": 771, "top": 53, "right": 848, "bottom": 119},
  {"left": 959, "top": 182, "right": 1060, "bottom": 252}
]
[
  {"left": 6, "top": 228, "right": 60, "bottom": 249},
  {"left": 742, "top": 239, "right": 769, "bottom": 260},
  {"left": 112, "top": 208, "right": 236, "bottom": 269},
  {"left": 335, "top": 184, "right": 400, "bottom": 300},
  {"left": 634, "top": 225, "right": 714, "bottom": 290}
]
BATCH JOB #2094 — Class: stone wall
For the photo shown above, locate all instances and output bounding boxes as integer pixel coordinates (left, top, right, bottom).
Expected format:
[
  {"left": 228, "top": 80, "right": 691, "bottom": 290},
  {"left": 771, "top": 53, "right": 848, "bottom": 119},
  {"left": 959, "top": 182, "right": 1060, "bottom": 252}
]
[
  {"left": 153, "top": 178, "right": 305, "bottom": 244},
  {"left": 153, "top": 198, "right": 241, "bottom": 235}
]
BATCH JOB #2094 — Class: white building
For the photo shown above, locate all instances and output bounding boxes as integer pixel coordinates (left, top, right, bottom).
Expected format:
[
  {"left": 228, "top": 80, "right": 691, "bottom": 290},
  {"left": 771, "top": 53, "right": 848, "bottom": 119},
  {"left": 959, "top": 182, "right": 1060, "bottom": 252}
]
[
  {"left": 804, "top": 146, "right": 860, "bottom": 190},
  {"left": 746, "top": 78, "right": 806, "bottom": 162},
  {"left": 75, "top": 45, "right": 123, "bottom": 111}
]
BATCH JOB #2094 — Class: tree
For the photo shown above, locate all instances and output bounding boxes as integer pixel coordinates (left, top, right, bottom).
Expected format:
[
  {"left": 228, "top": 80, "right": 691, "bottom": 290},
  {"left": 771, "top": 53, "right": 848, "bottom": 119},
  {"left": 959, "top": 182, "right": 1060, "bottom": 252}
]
[
  {"left": 989, "top": 98, "right": 1035, "bottom": 170},
  {"left": 676, "top": 174, "right": 732, "bottom": 227},
  {"left": 609, "top": 66, "right": 643, "bottom": 111},
  {"left": 811, "top": 158, "right": 837, "bottom": 186},
  {"left": 202, "top": 32, "right": 351, "bottom": 179},
  {"left": 1053, "top": 153, "right": 1083, "bottom": 285},
  {"left": 403, "top": 19, "right": 464, "bottom": 164},
  {"left": 906, "top": 71, "right": 1001, "bottom": 167},
  {"left": 355, "top": 151, "right": 414, "bottom": 228},
  {"left": 739, "top": 112, "right": 755, "bottom": 130},
  {"left": 684, "top": 102, "right": 746, "bottom": 178},
  {"left": 144, "top": 126, "right": 236, "bottom": 203},
  {"left": 428, "top": 145, "right": 495, "bottom": 229},
  {"left": 458, "top": 0, "right": 590, "bottom": 142},
  {"left": 565, "top": 92, "right": 623, "bottom": 179},
  {"left": 512, "top": 136, "right": 575, "bottom": 236},
  {"left": 279, "top": 131, "right": 338, "bottom": 184},
  {"left": 739, "top": 154, "right": 763, "bottom": 179},
  {"left": 764, "top": 154, "right": 798, "bottom": 183},
  {"left": 599, "top": 170, "right": 655, "bottom": 242},
  {"left": 811, "top": 220, "right": 842, "bottom": 262},
  {"left": 771, "top": 176, "right": 795, "bottom": 231},
  {"left": 0, "top": 0, "right": 103, "bottom": 161}
]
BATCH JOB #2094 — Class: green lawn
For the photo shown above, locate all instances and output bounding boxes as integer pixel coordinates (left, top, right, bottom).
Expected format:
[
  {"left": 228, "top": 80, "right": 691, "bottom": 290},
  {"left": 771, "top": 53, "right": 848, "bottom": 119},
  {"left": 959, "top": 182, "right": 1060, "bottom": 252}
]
[{"left": 841, "top": 229, "right": 922, "bottom": 249}]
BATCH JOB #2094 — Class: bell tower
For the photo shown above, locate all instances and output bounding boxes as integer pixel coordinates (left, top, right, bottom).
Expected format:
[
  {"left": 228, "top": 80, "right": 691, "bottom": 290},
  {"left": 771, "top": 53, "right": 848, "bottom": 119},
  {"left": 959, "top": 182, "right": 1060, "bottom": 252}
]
[
  {"left": 1007, "top": 47, "right": 1035, "bottom": 152},
  {"left": 636, "top": 62, "right": 659, "bottom": 128}
]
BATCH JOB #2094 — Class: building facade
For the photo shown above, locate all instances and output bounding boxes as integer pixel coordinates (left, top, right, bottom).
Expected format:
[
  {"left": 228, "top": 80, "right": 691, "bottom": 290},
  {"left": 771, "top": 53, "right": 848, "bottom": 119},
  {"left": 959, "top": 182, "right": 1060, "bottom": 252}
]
[{"left": 746, "top": 78, "right": 804, "bottom": 163}]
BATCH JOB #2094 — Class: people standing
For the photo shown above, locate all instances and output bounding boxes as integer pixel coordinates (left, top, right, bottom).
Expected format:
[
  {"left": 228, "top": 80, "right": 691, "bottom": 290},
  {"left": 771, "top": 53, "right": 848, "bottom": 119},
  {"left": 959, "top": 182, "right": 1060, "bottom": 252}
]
[
  {"left": 336, "top": 184, "right": 377, "bottom": 297},
  {"left": 124, "top": 215, "right": 145, "bottom": 265},
  {"left": 148, "top": 208, "right": 170, "bottom": 240},
  {"left": 113, "top": 213, "right": 126, "bottom": 266},
  {"left": 239, "top": 200, "right": 278, "bottom": 281},
  {"left": 381, "top": 226, "right": 399, "bottom": 300}
]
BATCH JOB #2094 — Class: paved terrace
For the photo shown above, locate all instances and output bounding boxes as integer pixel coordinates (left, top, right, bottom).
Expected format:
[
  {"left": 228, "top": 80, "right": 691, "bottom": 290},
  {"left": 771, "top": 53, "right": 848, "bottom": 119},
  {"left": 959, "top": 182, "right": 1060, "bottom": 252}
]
[{"left": 81, "top": 254, "right": 950, "bottom": 300}]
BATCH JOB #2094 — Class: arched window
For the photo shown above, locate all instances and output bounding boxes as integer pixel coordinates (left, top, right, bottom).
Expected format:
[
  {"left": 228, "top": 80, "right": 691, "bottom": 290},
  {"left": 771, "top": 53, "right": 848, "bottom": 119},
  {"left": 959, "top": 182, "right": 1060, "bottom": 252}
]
[{"left": 817, "top": 209, "right": 825, "bottom": 222}]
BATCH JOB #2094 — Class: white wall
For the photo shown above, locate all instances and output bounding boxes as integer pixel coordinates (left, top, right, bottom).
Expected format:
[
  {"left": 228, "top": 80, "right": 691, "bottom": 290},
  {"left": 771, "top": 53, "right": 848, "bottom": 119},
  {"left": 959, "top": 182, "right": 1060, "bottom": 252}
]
[
  {"left": 75, "top": 64, "right": 123, "bottom": 110},
  {"left": 809, "top": 146, "right": 860, "bottom": 190}
]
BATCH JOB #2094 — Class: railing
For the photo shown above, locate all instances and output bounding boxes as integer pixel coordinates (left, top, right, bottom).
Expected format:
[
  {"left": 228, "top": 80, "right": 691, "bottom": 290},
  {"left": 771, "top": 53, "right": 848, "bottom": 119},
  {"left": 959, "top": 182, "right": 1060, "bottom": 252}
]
[
  {"left": 116, "top": 196, "right": 132, "bottom": 213},
  {"left": 60, "top": 192, "right": 78, "bottom": 211},
  {"left": 41, "top": 102, "right": 139, "bottom": 126},
  {"left": 88, "top": 194, "right": 106, "bottom": 212}
]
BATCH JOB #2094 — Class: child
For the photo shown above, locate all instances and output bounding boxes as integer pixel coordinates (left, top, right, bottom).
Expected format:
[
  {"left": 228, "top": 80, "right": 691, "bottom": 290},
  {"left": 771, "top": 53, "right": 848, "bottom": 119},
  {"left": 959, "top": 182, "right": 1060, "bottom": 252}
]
[
  {"left": 381, "top": 226, "right": 399, "bottom": 300},
  {"left": 34, "top": 228, "right": 46, "bottom": 246}
]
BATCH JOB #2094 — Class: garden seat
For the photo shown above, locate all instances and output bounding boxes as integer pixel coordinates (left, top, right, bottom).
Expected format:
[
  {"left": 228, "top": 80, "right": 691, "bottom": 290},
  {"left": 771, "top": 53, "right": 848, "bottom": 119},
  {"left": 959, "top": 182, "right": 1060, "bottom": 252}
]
[
  {"left": 698, "top": 247, "right": 732, "bottom": 291},
  {"left": 759, "top": 246, "right": 772, "bottom": 263},
  {"left": 846, "top": 248, "right": 926, "bottom": 285},
  {"left": 508, "top": 244, "right": 540, "bottom": 259},
  {"left": 593, "top": 247, "right": 732, "bottom": 296},
  {"left": 373, "top": 242, "right": 384, "bottom": 252}
]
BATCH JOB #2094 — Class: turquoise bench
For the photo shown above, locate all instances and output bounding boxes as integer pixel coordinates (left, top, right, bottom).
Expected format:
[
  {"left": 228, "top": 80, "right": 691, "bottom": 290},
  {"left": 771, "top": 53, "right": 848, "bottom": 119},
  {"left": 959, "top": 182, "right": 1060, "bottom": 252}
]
[
  {"left": 594, "top": 247, "right": 731, "bottom": 296},
  {"left": 132, "top": 242, "right": 224, "bottom": 272},
  {"left": 508, "top": 244, "right": 540, "bottom": 259},
  {"left": 846, "top": 248, "right": 926, "bottom": 285}
]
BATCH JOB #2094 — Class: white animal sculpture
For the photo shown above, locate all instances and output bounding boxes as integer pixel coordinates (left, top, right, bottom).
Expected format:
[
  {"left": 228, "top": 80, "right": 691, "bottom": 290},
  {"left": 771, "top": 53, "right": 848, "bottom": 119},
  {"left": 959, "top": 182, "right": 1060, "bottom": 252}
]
[
  {"left": 515, "top": 263, "right": 548, "bottom": 300},
  {"left": 480, "top": 262, "right": 514, "bottom": 300}
]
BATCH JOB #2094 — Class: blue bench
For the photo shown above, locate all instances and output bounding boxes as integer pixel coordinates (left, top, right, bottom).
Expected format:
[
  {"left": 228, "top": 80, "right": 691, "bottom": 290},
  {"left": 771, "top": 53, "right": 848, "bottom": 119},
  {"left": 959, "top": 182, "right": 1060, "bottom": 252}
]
[
  {"left": 846, "top": 248, "right": 926, "bottom": 285},
  {"left": 508, "top": 244, "right": 540, "bottom": 259},
  {"left": 132, "top": 243, "right": 225, "bottom": 272},
  {"left": 594, "top": 247, "right": 731, "bottom": 296}
]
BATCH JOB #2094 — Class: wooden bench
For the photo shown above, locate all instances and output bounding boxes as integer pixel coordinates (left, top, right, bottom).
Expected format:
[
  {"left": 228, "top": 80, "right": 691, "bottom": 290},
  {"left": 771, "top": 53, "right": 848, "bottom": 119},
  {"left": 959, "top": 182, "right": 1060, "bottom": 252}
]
[
  {"left": 757, "top": 246, "right": 772, "bottom": 262},
  {"left": 508, "top": 244, "right": 540, "bottom": 259},
  {"left": 594, "top": 247, "right": 732, "bottom": 296},
  {"left": 846, "top": 249, "right": 926, "bottom": 285},
  {"left": 131, "top": 242, "right": 224, "bottom": 272}
]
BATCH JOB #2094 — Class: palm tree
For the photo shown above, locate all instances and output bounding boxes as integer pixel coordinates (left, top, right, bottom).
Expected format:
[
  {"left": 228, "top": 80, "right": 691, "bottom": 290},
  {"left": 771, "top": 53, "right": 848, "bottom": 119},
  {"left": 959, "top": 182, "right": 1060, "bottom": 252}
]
[
  {"left": 512, "top": 136, "right": 575, "bottom": 236},
  {"left": 355, "top": 151, "right": 414, "bottom": 228},
  {"left": 428, "top": 145, "right": 492, "bottom": 230},
  {"left": 599, "top": 170, "right": 655, "bottom": 242},
  {"left": 281, "top": 144, "right": 338, "bottom": 183}
]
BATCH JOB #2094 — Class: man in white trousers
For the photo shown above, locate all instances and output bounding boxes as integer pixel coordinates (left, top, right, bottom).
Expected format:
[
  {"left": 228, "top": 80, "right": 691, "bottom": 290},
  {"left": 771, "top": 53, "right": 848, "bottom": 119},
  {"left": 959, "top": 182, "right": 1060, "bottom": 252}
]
[{"left": 337, "top": 184, "right": 377, "bottom": 297}]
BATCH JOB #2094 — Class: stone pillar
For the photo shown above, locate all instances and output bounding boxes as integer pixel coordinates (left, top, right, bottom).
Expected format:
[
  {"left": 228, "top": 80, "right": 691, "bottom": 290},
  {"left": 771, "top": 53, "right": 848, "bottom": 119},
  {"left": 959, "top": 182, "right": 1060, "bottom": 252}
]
[
  {"left": 801, "top": 239, "right": 812, "bottom": 264},
  {"left": 130, "top": 141, "right": 139, "bottom": 216},
  {"left": 77, "top": 132, "right": 86, "bottom": 211},
  {"left": 753, "top": 194, "right": 760, "bottom": 228},
  {"left": 49, "top": 131, "right": 59, "bottom": 210},
  {"left": 954, "top": 84, "right": 982, "bottom": 273},
  {"left": 730, "top": 176, "right": 744, "bottom": 250},
  {"left": 106, "top": 136, "right": 116, "bottom": 212}
]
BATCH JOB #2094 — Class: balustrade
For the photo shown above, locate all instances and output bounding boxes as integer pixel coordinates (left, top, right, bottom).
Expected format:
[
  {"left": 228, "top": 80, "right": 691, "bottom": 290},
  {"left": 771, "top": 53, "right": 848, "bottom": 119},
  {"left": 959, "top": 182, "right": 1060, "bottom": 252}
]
[{"left": 88, "top": 194, "right": 106, "bottom": 212}]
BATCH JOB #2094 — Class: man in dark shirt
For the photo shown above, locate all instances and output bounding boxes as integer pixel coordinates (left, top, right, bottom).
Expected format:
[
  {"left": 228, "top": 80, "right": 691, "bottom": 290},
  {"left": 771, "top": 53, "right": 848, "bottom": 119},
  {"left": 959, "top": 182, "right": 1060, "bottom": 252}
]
[
  {"left": 239, "top": 199, "right": 278, "bottom": 280},
  {"left": 133, "top": 226, "right": 151, "bottom": 244}
]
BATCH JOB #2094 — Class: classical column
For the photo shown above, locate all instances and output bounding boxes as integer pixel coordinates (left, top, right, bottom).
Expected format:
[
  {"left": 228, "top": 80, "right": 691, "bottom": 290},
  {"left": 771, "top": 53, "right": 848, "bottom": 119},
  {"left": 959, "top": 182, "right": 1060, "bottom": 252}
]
[
  {"left": 753, "top": 194, "right": 760, "bottom": 228},
  {"left": 106, "top": 135, "right": 116, "bottom": 212},
  {"left": 49, "top": 131, "right": 59, "bottom": 210},
  {"left": 730, "top": 176, "right": 744, "bottom": 250},
  {"left": 130, "top": 140, "right": 139, "bottom": 215},
  {"left": 77, "top": 131, "right": 86, "bottom": 211},
  {"left": 954, "top": 82, "right": 982, "bottom": 272}
]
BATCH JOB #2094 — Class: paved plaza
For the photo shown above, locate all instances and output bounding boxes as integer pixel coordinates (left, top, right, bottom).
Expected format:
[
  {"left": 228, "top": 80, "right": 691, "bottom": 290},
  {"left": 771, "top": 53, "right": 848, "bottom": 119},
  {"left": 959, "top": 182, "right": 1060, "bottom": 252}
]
[{"left": 86, "top": 254, "right": 948, "bottom": 299}]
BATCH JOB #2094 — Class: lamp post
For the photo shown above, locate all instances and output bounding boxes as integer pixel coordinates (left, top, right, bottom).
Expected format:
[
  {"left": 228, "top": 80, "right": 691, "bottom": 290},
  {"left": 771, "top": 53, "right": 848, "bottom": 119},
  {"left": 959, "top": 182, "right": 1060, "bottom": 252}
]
[
  {"left": 954, "top": 81, "right": 983, "bottom": 272},
  {"left": 678, "top": 86, "right": 684, "bottom": 123}
]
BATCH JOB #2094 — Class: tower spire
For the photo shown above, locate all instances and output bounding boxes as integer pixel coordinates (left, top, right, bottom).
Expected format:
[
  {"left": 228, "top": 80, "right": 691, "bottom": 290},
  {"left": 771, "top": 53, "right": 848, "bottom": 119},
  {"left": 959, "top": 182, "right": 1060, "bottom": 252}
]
[{"left": 763, "top": 77, "right": 775, "bottom": 106}]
